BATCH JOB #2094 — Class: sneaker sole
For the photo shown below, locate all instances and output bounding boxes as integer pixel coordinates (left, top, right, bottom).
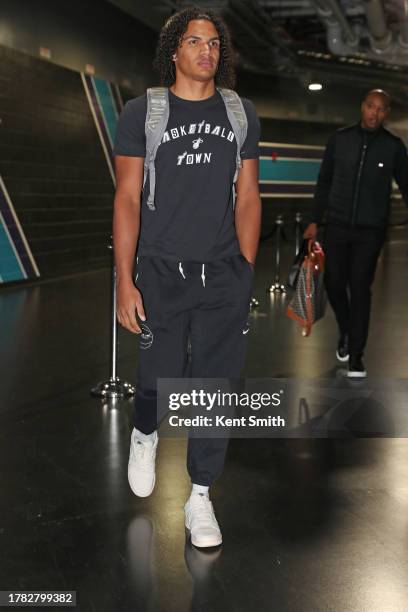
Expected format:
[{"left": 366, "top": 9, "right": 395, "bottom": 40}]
[
  {"left": 185, "top": 526, "right": 222, "bottom": 548},
  {"left": 336, "top": 350, "right": 349, "bottom": 362},
  {"left": 347, "top": 371, "right": 367, "bottom": 379},
  {"left": 128, "top": 472, "right": 156, "bottom": 498}
]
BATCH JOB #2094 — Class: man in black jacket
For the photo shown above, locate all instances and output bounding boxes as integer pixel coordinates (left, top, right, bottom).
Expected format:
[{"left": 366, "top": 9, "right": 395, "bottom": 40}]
[{"left": 304, "top": 89, "right": 408, "bottom": 377}]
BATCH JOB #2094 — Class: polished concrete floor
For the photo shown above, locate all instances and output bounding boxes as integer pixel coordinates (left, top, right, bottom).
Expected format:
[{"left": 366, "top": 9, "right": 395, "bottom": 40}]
[{"left": 1, "top": 229, "right": 408, "bottom": 611}]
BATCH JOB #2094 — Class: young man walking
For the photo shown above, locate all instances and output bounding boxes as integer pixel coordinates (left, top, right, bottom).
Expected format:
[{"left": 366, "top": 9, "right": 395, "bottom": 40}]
[
  {"left": 304, "top": 89, "right": 408, "bottom": 378},
  {"left": 113, "top": 7, "right": 261, "bottom": 547}
]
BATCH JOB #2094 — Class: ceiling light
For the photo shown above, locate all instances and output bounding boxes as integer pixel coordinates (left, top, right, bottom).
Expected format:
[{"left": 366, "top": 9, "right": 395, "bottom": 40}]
[{"left": 308, "top": 82, "right": 323, "bottom": 91}]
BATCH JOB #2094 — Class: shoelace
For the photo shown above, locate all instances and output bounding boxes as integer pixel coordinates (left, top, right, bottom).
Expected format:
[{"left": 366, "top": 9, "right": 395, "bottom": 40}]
[
  {"left": 190, "top": 496, "right": 217, "bottom": 528},
  {"left": 133, "top": 440, "right": 155, "bottom": 470}
]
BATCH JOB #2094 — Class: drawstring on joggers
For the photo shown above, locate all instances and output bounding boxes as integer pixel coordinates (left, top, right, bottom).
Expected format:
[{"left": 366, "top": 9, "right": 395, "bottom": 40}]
[
  {"left": 135, "top": 256, "right": 139, "bottom": 282},
  {"left": 178, "top": 261, "right": 206, "bottom": 287},
  {"left": 178, "top": 262, "right": 186, "bottom": 279}
]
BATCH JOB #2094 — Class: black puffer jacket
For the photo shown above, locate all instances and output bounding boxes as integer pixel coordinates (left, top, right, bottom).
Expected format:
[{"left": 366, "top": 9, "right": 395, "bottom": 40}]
[{"left": 312, "top": 123, "right": 408, "bottom": 228}]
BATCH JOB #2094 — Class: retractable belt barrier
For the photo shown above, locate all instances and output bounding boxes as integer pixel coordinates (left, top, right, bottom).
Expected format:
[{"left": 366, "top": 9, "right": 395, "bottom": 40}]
[{"left": 264, "top": 210, "right": 406, "bottom": 299}]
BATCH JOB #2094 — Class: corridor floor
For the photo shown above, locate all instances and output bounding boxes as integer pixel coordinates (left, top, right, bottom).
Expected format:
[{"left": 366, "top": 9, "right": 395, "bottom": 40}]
[{"left": 1, "top": 232, "right": 408, "bottom": 612}]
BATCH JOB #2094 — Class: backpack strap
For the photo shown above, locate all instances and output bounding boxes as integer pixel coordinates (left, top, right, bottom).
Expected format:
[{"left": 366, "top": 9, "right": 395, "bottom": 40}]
[
  {"left": 217, "top": 88, "right": 248, "bottom": 209},
  {"left": 144, "top": 87, "right": 248, "bottom": 212},
  {"left": 144, "top": 87, "right": 170, "bottom": 211}
]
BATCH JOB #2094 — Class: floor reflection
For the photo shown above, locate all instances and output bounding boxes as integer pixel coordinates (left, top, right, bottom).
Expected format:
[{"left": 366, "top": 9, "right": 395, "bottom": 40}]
[
  {"left": 126, "top": 516, "right": 155, "bottom": 611},
  {"left": 184, "top": 539, "right": 225, "bottom": 612}
]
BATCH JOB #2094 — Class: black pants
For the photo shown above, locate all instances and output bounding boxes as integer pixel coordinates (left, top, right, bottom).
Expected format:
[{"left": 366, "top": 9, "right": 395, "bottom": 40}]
[
  {"left": 324, "top": 224, "right": 385, "bottom": 357},
  {"left": 133, "top": 254, "right": 253, "bottom": 486}
]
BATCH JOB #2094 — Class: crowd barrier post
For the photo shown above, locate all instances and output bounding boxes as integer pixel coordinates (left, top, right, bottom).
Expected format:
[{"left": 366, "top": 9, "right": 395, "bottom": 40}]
[
  {"left": 268, "top": 214, "right": 286, "bottom": 294},
  {"left": 295, "top": 211, "right": 303, "bottom": 256},
  {"left": 91, "top": 238, "right": 135, "bottom": 399}
]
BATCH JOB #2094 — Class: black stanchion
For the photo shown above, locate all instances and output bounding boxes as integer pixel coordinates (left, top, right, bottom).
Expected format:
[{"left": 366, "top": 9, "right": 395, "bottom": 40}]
[
  {"left": 268, "top": 214, "right": 286, "bottom": 294},
  {"left": 91, "top": 238, "right": 135, "bottom": 399},
  {"left": 294, "top": 211, "right": 303, "bottom": 256}
]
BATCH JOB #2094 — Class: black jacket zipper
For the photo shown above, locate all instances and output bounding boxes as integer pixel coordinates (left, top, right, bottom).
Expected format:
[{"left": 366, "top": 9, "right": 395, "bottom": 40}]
[{"left": 351, "top": 133, "right": 368, "bottom": 227}]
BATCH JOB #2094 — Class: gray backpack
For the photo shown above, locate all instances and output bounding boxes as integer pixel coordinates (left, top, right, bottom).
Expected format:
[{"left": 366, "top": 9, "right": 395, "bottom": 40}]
[{"left": 143, "top": 87, "right": 248, "bottom": 211}]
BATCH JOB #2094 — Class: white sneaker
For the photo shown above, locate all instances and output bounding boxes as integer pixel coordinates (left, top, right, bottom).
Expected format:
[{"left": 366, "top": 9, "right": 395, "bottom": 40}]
[
  {"left": 184, "top": 494, "right": 222, "bottom": 548},
  {"left": 128, "top": 429, "right": 158, "bottom": 497}
]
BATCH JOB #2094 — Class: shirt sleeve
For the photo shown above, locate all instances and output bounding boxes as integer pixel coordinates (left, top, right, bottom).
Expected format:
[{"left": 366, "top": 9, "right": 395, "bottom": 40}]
[
  {"left": 393, "top": 138, "right": 408, "bottom": 205},
  {"left": 310, "top": 132, "right": 336, "bottom": 224},
  {"left": 240, "top": 98, "right": 260, "bottom": 160},
  {"left": 113, "top": 95, "right": 147, "bottom": 157}
]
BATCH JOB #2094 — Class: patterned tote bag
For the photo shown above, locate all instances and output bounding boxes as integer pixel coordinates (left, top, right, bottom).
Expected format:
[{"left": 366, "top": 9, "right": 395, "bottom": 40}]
[{"left": 286, "top": 240, "right": 327, "bottom": 336}]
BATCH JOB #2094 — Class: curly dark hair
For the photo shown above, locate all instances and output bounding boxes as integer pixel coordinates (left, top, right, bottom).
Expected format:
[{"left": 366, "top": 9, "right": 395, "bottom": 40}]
[{"left": 154, "top": 7, "right": 236, "bottom": 89}]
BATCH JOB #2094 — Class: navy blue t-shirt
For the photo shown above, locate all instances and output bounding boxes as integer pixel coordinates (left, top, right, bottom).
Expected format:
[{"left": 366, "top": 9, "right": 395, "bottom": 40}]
[{"left": 113, "top": 89, "right": 260, "bottom": 262}]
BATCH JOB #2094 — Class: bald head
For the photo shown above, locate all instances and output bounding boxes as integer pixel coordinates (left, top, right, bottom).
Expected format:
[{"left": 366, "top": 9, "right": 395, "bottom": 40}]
[
  {"left": 363, "top": 89, "right": 391, "bottom": 107},
  {"left": 361, "top": 89, "right": 391, "bottom": 131}
]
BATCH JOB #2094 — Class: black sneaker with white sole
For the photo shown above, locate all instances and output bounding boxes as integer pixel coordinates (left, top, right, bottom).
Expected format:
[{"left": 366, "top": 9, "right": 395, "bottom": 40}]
[
  {"left": 336, "top": 335, "right": 349, "bottom": 362},
  {"left": 347, "top": 356, "right": 367, "bottom": 378}
]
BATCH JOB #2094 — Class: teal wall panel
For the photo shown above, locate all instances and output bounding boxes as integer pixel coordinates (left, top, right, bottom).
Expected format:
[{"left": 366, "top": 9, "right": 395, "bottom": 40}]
[
  {"left": 0, "top": 218, "right": 25, "bottom": 282},
  {"left": 259, "top": 158, "right": 321, "bottom": 183}
]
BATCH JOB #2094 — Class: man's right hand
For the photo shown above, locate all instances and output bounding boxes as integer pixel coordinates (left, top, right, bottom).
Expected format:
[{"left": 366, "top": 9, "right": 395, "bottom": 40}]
[
  {"left": 303, "top": 223, "right": 318, "bottom": 240},
  {"left": 117, "top": 281, "right": 146, "bottom": 334}
]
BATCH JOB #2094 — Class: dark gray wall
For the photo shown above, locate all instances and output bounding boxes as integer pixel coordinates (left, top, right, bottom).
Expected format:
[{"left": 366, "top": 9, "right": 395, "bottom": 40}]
[
  {"left": 0, "top": 45, "right": 115, "bottom": 277},
  {"left": 0, "top": 0, "right": 156, "bottom": 93}
]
